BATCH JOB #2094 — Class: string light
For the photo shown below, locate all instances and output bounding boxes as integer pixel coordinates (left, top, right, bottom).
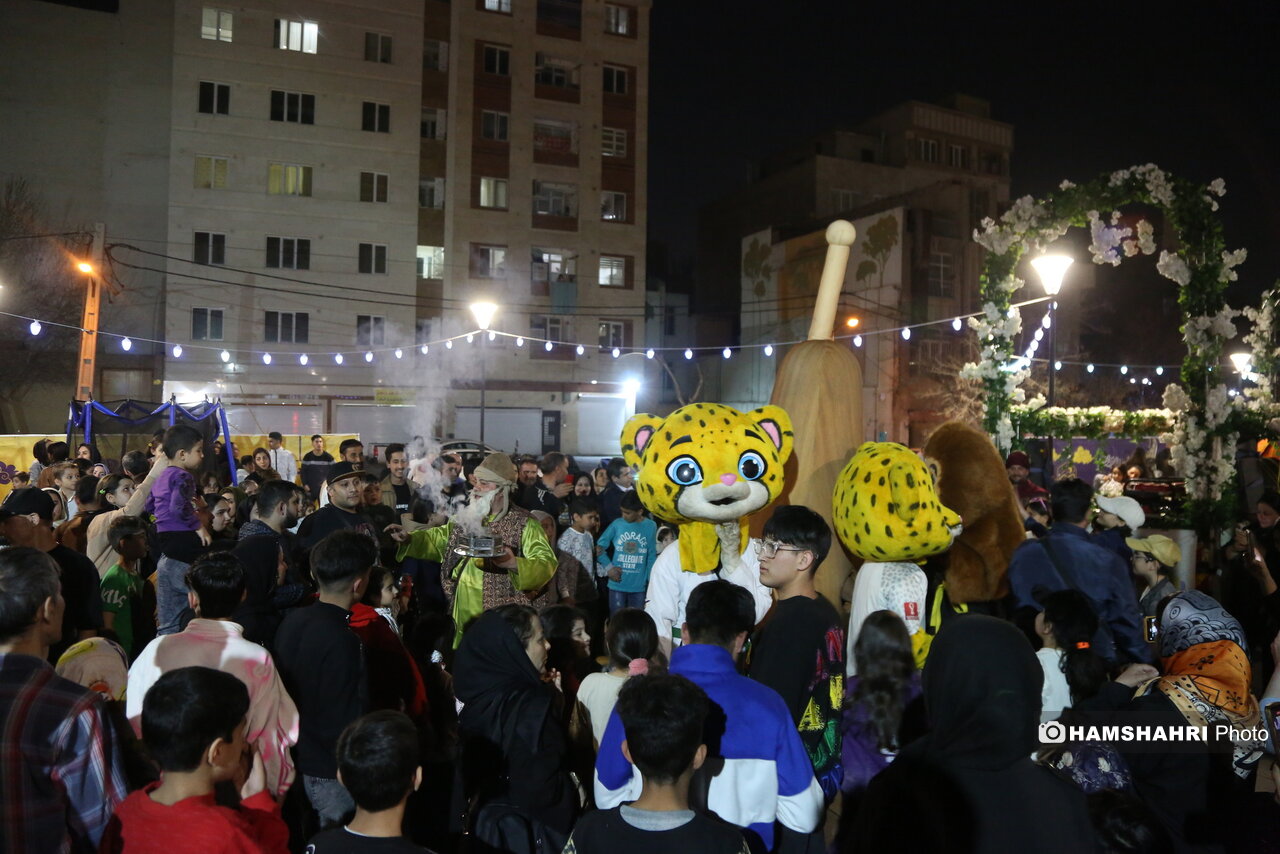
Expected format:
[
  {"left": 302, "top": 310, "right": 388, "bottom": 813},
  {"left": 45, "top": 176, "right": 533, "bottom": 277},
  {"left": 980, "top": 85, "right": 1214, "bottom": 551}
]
[
  {"left": 1156, "top": 366, "right": 1164, "bottom": 376},
  {"left": 334, "top": 354, "right": 344, "bottom": 364},
  {"left": 853, "top": 335, "right": 862, "bottom": 348},
  {"left": 1042, "top": 314, "right": 1052, "bottom": 329},
  {"left": 446, "top": 340, "right": 453, "bottom": 349},
  {"left": 576, "top": 344, "right": 585, "bottom": 356},
  {"left": 1054, "top": 361, "right": 1062, "bottom": 371},
  {"left": 684, "top": 348, "right": 693, "bottom": 360},
  {"left": 420, "top": 344, "right": 428, "bottom": 355},
  {"left": 516, "top": 337, "right": 524, "bottom": 347},
  {"left": 488, "top": 331, "right": 496, "bottom": 341},
  {"left": 172, "top": 344, "right": 182, "bottom": 358},
  {"left": 465, "top": 334, "right": 474, "bottom": 344},
  {"left": 394, "top": 348, "right": 403, "bottom": 359},
  {"left": 1129, "top": 377, "right": 1136, "bottom": 384},
  {"left": 612, "top": 348, "right": 620, "bottom": 359},
  {"left": 220, "top": 350, "right": 230, "bottom": 362},
  {"left": 545, "top": 341, "right": 553, "bottom": 351},
  {"left": 364, "top": 351, "right": 373, "bottom": 363},
  {"left": 121, "top": 337, "right": 132, "bottom": 351},
  {"left": 262, "top": 353, "right": 272, "bottom": 365},
  {"left": 901, "top": 328, "right": 911, "bottom": 340},
  {"left": 723, "top": 347, "right": 731, "bottom": 359},
  {"left": 952, "top": 317, "right": 962, "bottom": 331},
  {"left": 1034, "top": 329, "right": 1044, "bottom": 342},
  {"left": 1120, "top": 365, "right": 1129, "bottom": 375},
  {"left": 1087, "top": 364, "right": 1095, "bottom": 373},
  {"left": 298, "top": 354, "right": 308, "bottom": 365},
  {"left": 645, "top": 348, "right": 654, "bottom": 359},
  {"left": 764, "top": 344, "right": 774, "bottom": 356},
  {"left": 28, "top": 320, "right": 41, "bottom": 335}
]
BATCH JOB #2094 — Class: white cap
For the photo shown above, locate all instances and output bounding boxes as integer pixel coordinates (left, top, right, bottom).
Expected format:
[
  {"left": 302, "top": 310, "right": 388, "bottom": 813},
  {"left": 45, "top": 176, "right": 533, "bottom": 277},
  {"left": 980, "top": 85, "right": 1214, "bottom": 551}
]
[{"left": 1096, "top": 494, "right": 1145, "bottom": 532}]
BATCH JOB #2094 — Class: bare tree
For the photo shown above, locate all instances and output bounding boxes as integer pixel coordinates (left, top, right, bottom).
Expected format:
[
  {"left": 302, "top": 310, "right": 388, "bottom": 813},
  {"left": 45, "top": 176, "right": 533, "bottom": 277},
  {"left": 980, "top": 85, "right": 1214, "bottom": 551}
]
[
  {"left": 0, "top": 178, "right": 88, "bottom": 430},
  {"left": 655, "top": 355, "right": 703, "bottom": 407}
]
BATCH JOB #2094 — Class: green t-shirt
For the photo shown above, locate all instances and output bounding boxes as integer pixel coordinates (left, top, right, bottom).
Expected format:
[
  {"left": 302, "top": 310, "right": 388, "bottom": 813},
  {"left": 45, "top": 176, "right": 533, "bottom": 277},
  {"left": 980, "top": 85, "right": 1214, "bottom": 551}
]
[{"left": 100, "top": 563, "right": 144, "bottom": 656}]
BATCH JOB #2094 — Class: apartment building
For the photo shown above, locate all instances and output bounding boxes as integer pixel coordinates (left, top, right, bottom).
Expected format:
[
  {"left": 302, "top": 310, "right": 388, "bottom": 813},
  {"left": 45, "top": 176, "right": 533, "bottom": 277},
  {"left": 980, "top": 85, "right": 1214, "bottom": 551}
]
[
  {"left": 698, "top": 96, "right": 1015, "bottom": 444},
  {"left": 0, "top": 0, "right": 650, "bottom": 454}
]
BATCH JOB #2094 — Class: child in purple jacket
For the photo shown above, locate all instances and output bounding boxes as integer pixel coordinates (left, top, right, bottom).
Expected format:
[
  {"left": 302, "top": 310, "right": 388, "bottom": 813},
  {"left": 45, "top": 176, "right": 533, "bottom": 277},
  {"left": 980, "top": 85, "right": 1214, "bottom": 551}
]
[{"left": 144, "top": 425, "right": 211, "bottom": 635}]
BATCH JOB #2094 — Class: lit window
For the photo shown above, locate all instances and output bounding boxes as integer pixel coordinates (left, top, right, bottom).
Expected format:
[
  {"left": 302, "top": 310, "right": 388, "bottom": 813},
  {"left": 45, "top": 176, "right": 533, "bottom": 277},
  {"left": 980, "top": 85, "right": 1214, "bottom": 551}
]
[
  {"left": 194, "top": 155, "right": 228, "bottom": 189},
  {"left": 604, "top": 5, "right": 631, "bottom": 35},
  {"left": 481, "top": 111, "right": 509, "bottom": 141},
  {"left": 267, "top": 163, "right": 312, "bottom": 196},
  {"left": 276, "top": 19, "right": 318, "bottom": 54},
  {"left": 265, "top": 310, "right": 309, "bottom": 343},
  {"left": 193, "top": 232, "right": 226, "bottom": 265},
  {"left": 192, "top": 307, "right": 224, "bottom": 341},
  {"left": 599, "top": 255, "right": 626, "bottom": 287},
  {"left": 601, "top": 127, "right": 627, "bottom": 158},
  {"left": 603, "top": 65, "right": 628, "bottom": 95},
  {"left": 364, "top": 33, "right": 392, "bottom": 63},
  {"left": 601, "top": 191, "right": 627, "bottom": 222},
  {"left": 479, "top": 177, "right": 508, "bottom": 209},
  {"left": 265, "top": 237, "right": 311, "bottom": 270},
  {"left": 269, "top": 90, "right": 315, "bottom": 124},
  {"left": 358, "top": 243, "right": 388, "bottom": 274},
  {"left": 533, "top": 181, "right": 577, "bottom": 218},
  {"left": 198, "top": 81, "right": 230, "bottom": 115},
  {"left": 360, "top": 172, "right": 389, "bottom": 203},
  {"left": 419, "top": 177, "right": 445, "bottom": 209},
  {"left": 416, "top": 245, "right": 444, "bottom": 278},
  {"left": 534, "top": 119, "right": 575, "bottom": 154},
  {"left": 532, "top": 249, "right": 576, "bottom": 287},
  {"left": 201, "top": 8, "right": 233, "bottom": 42},
  {"left": 598, "top": 320, "right": 625, "bottom": 349},
  {"left": 484, "top": 0, "right": 512, "bottom": 13},
  {"left": 356, "top": 315, "right": 386, "bottom": 345},
  {"left": 531, "top": 314, "right": 566, "bottom": 341}
]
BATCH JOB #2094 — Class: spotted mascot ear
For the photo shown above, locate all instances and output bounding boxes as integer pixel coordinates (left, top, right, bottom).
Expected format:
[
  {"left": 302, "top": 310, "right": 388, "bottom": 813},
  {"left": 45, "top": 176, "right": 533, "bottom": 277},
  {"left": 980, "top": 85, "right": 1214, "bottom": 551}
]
[
  {"left": 747, "top": 405, "right": 795, "bottom": 466},
  {"left": 620, "top": 412, "right": 664, "bottom": 469}
]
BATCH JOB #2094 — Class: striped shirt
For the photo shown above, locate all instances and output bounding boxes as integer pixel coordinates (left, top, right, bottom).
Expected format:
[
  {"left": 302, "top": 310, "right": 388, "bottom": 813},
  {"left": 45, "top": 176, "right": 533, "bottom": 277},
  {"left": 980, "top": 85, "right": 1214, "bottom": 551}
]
[{"left": 1, "top": 653, "right": 127, "bottom": 853}]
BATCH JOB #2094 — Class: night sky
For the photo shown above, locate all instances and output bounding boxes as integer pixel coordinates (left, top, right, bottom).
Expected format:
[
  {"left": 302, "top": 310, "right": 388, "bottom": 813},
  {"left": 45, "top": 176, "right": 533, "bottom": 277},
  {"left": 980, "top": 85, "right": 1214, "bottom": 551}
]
[{"left": 647, "top": 0, "right": 1280, "bottom": 312}]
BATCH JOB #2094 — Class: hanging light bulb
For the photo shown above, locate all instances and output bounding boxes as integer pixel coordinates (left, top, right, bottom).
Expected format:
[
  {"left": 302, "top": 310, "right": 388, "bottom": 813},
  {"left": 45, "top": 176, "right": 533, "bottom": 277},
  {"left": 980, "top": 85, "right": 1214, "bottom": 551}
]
[
  {"left": 645, "top": 348, "right": 654, "bottom": 359},
  {"left": 952, "top": 317, "right": 962, "bottom": 332},
  {"left": 121, "top": 337, "right": 132, "bottom": 351},
  {"left": 764, "top": 344, "right": 774, "bottom": 357},
  {"left": 1129, "top": 377, "right": 1136, "bottom": 384},
  {"left": 853, "top": 335, "right": 863, "bottom": 348},
  {"left": 545, "top": 341, "right": 553, "bottom": 352},
  {"left": 466, "top": 334, "right": 474, "bottom": 344},
  {"left": 446, "top": 340, "right": 453, "bottom": 349},
  {"left": 1141, "top": 377, "right": 1151, "bottom": 385},
  {"left": 611, "top": 348, "right": 620, "bottom": 359},
  {"left": 335, "top": 353, "right": 344, "bottom": 364},
  {"left": 1120, "top": 365, "right": 1129, "bottom": 375},
  {"left": 171, "top": 344, "right": 183, "bottom": 358},
  {"left": 722, "top": 347, "right": 731, "bottom": 359},
  {"left": 364, "top": 351, "right": 373, "bottom": 363},
  {"left": 28, "top": 320, "right": 41, "bottom": 336},
  {"left": 1087, "top": 364, "right": 1095, "bottom": 373},
  {"left": 901, "top": 328, "right": 911, "bottom": 340},
  {"left": 575, "top": 344, "right": 585, "bottom": 356},
  {"left": 394, "top": 348, "right": 403, "bottom": 359},
  {"left": 1054, "top": 361, "right": 1062, "bottom": 371},
  {"left": 1034, "top": 329, "right": 1044, "bottom": 342},
  {"left": 488, "top": 331, "right": 496, "bottom": 341},
  {"left": 1028, "top": 339, "right": 1039, "bottom": 352},
  {"left": 1156, "top": 366, "right": 1164, "bottom": 376},
  {"left": 516, "top": 337, "right": 524, "bottom": 347},
  {"left": 262, "top": 353, "right": 272, "bottom": 365},
  {"left": 684, "top": 348, "right": 693, "bottom": 360},
  {"left": 298, "top": 354, "right": 308, "bottom": 365},
  {"left": 1042, "top": 314, "right": 1052, "bottom": 329},
  {"left": 420, "top": 344, "right": 429, "bottom": 355}
]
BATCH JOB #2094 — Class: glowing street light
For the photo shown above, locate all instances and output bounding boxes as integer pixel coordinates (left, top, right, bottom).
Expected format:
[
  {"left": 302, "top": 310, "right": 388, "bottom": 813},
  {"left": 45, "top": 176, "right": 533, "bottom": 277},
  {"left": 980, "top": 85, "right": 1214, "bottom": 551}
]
[
  {"left": 1030, "top": 253, "right": 1075, "bottom": 478},
  {"left": 469, "top": 301, "right": 499, "bottom": 444}
]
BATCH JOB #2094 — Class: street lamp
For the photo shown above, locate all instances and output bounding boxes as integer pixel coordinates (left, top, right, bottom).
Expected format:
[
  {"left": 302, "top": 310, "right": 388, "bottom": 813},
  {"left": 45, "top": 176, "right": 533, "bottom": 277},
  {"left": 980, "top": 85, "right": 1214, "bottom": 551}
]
[
  {"left": 1030, "top": 253, "right": 1073, "bottom": 479},
  {"left": 470, "top": 302, "right": 498, "bottom": 444}
]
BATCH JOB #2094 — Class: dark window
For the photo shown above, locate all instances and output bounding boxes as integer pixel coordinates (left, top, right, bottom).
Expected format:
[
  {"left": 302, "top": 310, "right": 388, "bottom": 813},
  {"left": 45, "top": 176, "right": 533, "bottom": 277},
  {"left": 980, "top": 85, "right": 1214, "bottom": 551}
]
[
  {"left": 269, "top": 90, "right": 315, "bottom": 124},
  {"left": 364, "top": 32, "right": 391, "bottom": 63},
  {"left": 358, "top": 243, "right": 388, "bottom": 274},
  {"left": 198, "top": 81, "right": 230, "bottom": 115},
  {"left": 192, "top": 308, "right": 224, "bottom": 341},
  {"left": 193, "top": 231, "right": 225, "bottom": 265},
  {"left": 482, "top": 44, "right": 510, "bottom": 76},
  {"left": 361, "top": 102, "right": 391, "bottom": 132},
  {"left": 264, "top": 311, "right": 309, "bottom": 343},
  {"left": 602, "top": 65, "right": 628, "bottom": 95},
  {"left": 266, "top": 236, "right": 311, "bottom": 270},
  {"left": 360, "top": 172, "right": 389, "bottom": 203}
]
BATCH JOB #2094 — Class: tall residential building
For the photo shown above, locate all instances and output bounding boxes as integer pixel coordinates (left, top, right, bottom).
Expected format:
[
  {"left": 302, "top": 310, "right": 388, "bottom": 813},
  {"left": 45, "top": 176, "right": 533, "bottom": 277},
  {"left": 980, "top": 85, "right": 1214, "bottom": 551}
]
[
  {"left": 698, "top": 96, "right": 1014, "bottom": 444},
  {"left": 0, "top": 0, "right": 649, "bottom": 455}
]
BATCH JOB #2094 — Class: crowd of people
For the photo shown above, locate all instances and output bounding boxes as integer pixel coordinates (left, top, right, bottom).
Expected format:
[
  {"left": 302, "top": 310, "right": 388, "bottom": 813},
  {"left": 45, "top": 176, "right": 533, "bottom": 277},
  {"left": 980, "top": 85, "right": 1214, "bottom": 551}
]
[{"left": 2, "top": 429, "right": 1280, "bottom": 853}]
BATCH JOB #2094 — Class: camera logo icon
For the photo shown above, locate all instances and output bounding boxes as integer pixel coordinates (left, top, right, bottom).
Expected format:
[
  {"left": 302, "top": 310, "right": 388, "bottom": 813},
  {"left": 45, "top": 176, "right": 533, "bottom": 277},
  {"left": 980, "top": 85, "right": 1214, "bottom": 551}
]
[{"left": 1038, "top": 721, "right": 1066, "bottom": 744}]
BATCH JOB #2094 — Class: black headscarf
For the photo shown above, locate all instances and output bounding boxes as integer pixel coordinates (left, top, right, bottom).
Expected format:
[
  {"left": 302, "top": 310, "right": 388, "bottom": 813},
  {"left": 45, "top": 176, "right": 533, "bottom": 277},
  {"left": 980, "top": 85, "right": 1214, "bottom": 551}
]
[
  {"left": 453, "top": 609, "right": 553, "bottom": 753},
  {"left": 230, "top": 535, "right": 283, "bottom": 648}
]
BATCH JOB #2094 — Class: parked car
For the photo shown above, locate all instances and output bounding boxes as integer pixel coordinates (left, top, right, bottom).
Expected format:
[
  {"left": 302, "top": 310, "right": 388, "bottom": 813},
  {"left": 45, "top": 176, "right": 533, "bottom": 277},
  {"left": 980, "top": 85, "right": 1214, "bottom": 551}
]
[{"left": 436, "top": 439, "right": 500, "bottom": 464}]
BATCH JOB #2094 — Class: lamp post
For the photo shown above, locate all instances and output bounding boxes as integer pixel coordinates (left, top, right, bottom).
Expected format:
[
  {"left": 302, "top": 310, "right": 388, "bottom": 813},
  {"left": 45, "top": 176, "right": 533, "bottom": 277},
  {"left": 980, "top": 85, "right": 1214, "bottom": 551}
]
[
  {"left": 470, "top": 302, "right": 497, "bottom": 444},
  {"left": 1030, "top": 253, "right": 1073, "bottom": 479}
]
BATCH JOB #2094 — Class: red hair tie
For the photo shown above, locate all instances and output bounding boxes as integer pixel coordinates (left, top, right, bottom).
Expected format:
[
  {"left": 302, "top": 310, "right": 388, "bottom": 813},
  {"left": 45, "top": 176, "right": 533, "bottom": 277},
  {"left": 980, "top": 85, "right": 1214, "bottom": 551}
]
[
  {"left": 1075, "top": 641, "right": 1090, "bottom": 650},
  {"left": 627, "top": 658, "right": 649, "bottom": 676}
]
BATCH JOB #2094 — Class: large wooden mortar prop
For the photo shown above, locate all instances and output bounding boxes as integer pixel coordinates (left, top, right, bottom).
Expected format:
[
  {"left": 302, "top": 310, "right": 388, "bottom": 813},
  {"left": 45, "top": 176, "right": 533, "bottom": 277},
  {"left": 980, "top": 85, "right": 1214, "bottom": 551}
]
[{"left": 763, "top": 220, "right": 864, "bottom": 609}]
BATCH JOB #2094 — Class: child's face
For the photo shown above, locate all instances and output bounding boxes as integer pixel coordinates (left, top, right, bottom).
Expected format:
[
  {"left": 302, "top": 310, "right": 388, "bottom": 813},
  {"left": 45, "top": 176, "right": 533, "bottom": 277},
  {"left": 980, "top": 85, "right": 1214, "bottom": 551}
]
[
  {"left": 119, "top": 531, "right": 149, "bottom": 561},
  {"left": 57, "top": 468, "right": 80, "bottom": 492},
  {"left": 379, "top": 575, "right": 397, "bottom": 608},
  {"left": 175, "top": 443, "right": 205, "bottom": 471},
  {"left": 571, "top": 619, "right": 591, "bottom": 657},
  {"left": 621, "top": 507, "right": 642, "bottom": 523},
  {"left": 573, "top": 511, "right": 599, "bottom": 532}
]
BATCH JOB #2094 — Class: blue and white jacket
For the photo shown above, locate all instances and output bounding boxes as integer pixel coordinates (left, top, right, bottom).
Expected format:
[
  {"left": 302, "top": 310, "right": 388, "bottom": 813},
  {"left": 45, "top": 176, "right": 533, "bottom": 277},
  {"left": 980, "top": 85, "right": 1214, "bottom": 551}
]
[{"left": 593, "top": 644, "right": 823, "bottom": 851}]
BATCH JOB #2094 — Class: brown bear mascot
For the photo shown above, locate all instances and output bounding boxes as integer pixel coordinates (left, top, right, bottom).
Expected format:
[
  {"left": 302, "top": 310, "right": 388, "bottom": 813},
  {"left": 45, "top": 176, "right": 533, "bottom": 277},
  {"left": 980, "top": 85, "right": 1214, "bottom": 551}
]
[{"left": 922, "top": 421, "right": 1025, "bottom": 604}]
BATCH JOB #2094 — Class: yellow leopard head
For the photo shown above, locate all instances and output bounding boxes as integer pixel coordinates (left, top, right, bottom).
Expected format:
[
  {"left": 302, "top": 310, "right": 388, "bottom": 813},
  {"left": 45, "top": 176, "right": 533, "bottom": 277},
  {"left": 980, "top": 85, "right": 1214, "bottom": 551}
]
[
  {"left": 833, "top": 441, "right": 961, "bottom": 563},
  {"left": 621, "top": 403, "right": 794, "bottom": 525}
]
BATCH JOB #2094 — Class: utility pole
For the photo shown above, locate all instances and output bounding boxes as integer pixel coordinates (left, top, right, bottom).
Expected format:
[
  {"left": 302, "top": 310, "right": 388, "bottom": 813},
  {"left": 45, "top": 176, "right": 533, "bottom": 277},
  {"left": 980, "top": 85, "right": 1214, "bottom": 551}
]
[{"left": 75, "top": 222, "right": 105, "bottom": 401}]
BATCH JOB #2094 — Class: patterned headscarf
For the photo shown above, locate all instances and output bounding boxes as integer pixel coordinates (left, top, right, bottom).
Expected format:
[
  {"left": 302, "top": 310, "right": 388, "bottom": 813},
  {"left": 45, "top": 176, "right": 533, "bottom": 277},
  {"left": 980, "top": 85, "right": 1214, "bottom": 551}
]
[
  {"left": 55, "top": 637, "right": 129, "bottom": 701},
  {"left": 1150, "top": 591, "right": 1261, "bottom": 778}
]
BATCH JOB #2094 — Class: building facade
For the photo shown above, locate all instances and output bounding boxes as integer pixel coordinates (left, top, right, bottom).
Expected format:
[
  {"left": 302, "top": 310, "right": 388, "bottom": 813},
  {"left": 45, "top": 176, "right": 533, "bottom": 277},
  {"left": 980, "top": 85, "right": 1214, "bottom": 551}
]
[{"left": 0, "top": 0, "right": 650, "bottom": 456}]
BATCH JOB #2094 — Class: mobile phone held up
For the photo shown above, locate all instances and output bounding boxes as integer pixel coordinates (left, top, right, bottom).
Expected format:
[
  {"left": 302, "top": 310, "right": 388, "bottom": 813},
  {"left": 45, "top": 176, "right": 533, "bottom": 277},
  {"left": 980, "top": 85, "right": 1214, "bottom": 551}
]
[{"left": 1143, "top": 616, "right": 1159, "bottom": 644}]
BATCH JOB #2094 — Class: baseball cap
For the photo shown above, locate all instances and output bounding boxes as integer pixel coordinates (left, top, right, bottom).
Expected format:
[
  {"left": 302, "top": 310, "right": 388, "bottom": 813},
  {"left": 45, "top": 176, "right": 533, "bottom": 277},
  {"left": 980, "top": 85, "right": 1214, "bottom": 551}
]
[
  {"left": 1126, "top": 534, "right": 1182, "bottom": 567},
  {"left": 0, "top": 487, "right": 55, "bottom": 521},
  {"left": 1096, "top": 495, "right": 1145, "bottom": 532},
  {"left": 327, "top": 461, "right": 364, "bottom": 484}
]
